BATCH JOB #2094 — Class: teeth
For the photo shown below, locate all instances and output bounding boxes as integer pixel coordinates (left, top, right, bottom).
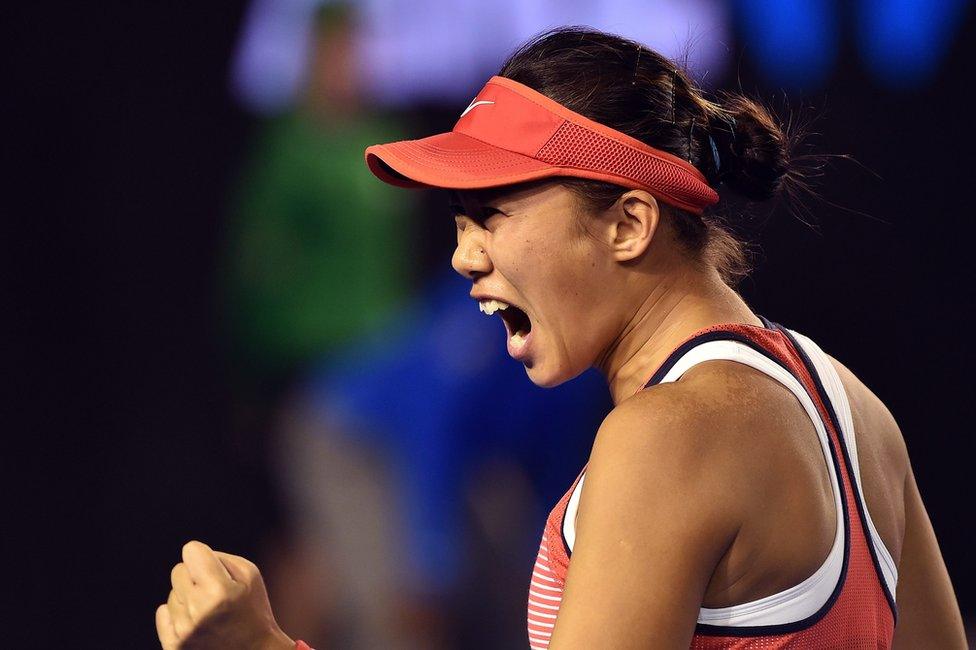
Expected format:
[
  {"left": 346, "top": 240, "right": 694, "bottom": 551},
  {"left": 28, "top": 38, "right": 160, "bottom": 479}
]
[
  {"left": 478, "top": 299, "right": 510, "bottom": 315},
  {"left": 510, "top": 332, "right": 527, "bottom": 349}
]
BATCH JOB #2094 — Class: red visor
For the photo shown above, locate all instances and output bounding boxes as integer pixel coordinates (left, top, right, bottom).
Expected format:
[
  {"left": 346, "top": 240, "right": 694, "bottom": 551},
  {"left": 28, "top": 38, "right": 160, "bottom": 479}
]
[{"left": 365, "top": 75, "right": 719, "bottom": 214}]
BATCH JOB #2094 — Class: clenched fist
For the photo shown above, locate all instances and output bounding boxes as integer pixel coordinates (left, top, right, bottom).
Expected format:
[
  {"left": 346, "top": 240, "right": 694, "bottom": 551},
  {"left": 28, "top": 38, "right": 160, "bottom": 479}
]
[{"left": 156, "top": 540, "right": 294, "bottom": 650}]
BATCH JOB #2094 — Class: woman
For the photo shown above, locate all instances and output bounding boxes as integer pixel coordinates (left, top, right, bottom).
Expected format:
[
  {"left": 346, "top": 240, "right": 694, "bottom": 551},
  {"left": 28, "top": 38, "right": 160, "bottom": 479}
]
[{"left": 156, "top": 28, "right": 965, "bottom": 649}]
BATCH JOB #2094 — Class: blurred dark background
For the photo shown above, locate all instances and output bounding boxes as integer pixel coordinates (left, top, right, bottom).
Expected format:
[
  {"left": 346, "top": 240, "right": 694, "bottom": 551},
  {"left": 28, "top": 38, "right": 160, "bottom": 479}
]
[{"left": 9, "top": 1, "right": 974, "bottom": 647}]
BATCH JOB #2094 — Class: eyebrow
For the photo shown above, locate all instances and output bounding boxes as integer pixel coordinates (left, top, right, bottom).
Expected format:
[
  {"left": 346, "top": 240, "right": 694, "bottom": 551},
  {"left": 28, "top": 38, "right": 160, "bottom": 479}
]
[
  {"left": 447, "top": 191, "right": 485, "bottom": 216},
  {"left": 447, "top": 188, "right": 510, "bottom": 210},
  {"left": 448, "top": 178, "right": 556, "bottom": 210},
  {"left": 448, "top": 202, "right": 494, "bottom": 221}
]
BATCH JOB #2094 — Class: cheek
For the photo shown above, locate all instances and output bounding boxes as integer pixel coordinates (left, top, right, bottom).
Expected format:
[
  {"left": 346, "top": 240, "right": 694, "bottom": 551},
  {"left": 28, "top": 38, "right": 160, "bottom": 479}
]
[
  {"left": 504, "top": 226, "right": 608, "bottom": 379},
  {"left": 497, "top": 222, "right": 605, "bottom": 342},
  {"left": 535, "top": 244, "right": 605, "bottom": 348},
  {"left": 543, "top": 239, "right": 601, "bottom": 308},
  {"left": 548, "top": 246, "right": 612, "bottom": 364},
  {"left": 498, "top": 222, "right": 594, "bottom": 284}
]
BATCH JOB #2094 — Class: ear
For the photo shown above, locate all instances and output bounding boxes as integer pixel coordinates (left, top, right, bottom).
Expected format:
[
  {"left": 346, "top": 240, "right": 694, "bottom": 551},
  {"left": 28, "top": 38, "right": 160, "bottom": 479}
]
[{"left": 606, "top": 190, "right": 660, "bottom": 262}]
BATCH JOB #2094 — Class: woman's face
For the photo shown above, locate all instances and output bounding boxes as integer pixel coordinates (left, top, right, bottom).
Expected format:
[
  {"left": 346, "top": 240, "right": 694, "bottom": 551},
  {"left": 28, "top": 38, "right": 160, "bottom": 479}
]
[{"left": 451, "top": 181, "right": 620, "bottom": 387}]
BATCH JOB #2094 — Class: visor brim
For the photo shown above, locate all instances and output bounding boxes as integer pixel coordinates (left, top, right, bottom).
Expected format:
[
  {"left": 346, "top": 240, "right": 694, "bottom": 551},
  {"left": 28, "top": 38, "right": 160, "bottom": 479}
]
[{"left": 365, "top": 131, "right": 556, "bottom": 190}]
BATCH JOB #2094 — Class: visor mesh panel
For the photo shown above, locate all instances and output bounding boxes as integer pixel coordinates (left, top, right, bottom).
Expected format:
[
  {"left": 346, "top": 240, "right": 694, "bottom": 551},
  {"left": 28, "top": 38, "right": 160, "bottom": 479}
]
[{"left": 536, "top": 122, "right": 716, "bottom": 211}]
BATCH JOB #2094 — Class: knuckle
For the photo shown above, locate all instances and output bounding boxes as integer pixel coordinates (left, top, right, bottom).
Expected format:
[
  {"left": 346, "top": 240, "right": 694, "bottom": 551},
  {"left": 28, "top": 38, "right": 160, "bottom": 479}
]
[
  {"left": 181, "top": 539, "right": 206, "bottom": 560},
  {"left": 202, "top": 580, "right": 232, "bottom": 602},
  {"left": 242, "top": 560, "right": 260, "bottom": 580}
]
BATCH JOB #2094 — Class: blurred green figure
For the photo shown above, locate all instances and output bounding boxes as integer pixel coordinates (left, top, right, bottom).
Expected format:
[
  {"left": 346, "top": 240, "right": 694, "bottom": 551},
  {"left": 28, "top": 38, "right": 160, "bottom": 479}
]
[
  {"left": 225, "top": 3, "right": 413, "bottom": 382},
  {"left": 220, "top": 6, "right": 418, "bottom": 646}
]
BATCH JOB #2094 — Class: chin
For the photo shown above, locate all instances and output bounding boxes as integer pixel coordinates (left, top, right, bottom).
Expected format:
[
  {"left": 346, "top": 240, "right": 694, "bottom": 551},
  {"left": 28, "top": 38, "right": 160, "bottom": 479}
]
[{"left": 523, "top": 360, "right": 583, "bottom": 389}]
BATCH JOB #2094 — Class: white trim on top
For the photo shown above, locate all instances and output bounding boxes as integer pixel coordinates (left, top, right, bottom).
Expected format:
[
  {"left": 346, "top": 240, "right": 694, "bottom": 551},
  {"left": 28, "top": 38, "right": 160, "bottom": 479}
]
[
  {"left": 562, "top": 474, "right": 585, "bottom": 552},
  {"left": 788, "top": 329, "right": 899, "bottom": 599}
]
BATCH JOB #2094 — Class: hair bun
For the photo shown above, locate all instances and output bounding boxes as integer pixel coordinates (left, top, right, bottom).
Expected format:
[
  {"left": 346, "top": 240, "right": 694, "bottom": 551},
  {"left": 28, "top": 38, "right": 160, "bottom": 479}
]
[{"left": 712, "top": 95, "right": 791, "bottom": 201}]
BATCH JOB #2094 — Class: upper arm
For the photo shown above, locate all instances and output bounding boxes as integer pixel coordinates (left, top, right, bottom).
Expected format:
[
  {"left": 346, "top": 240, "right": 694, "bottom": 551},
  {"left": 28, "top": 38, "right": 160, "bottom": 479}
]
[
  {"left": 891, "top": 467, "right": 966, "bottom": 649},
  {"left": 547, "top": 391, "right": 744, "bottom": 649}
]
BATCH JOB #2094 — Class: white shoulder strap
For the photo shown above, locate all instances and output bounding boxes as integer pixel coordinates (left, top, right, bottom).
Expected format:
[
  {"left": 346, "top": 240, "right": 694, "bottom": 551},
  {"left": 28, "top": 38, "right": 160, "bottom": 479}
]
[{"left": 785, "top": 329, "right": 899, "bottom": 598}]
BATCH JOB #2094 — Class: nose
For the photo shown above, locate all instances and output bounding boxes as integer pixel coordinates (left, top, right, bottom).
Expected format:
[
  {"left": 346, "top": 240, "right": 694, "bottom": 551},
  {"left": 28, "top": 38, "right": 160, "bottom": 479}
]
[{"left": 452, "top": 229, "right": 493, "bottom": 280}]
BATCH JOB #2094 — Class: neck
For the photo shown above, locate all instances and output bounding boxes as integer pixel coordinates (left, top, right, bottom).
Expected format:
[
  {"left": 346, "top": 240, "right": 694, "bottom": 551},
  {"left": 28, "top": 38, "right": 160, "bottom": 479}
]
[{"left": 595, "top": 266, "right": 762, "bottom": 405}]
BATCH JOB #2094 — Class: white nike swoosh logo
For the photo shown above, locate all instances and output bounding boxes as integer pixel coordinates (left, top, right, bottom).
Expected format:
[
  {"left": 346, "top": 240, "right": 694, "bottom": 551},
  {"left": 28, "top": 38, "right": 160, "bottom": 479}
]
[{"left": 460, "top": 100, "right": 495, "bottom": 118}]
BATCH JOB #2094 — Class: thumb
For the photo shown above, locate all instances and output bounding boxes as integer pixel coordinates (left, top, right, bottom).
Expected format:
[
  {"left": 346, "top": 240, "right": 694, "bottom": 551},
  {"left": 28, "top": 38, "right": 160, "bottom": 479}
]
[{"left": 214, "top": 551, "right": 260, "bottom": 584}]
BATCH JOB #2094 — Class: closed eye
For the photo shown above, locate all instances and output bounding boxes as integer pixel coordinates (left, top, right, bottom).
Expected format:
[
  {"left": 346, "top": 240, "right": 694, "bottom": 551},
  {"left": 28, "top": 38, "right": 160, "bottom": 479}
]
[
  {"left": 451, "top": 204, "right": 505, "bottom": 230},
  {"left": 451, "top": 205, "right": 473, "bottom": 232}
]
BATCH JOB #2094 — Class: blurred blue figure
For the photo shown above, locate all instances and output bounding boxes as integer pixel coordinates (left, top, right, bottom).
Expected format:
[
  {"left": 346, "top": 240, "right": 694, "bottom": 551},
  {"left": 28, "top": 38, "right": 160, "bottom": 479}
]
[
  {"left": 734, "top": 0, "right": 838, "bottom": 89},
  {"left": 735, "top": 0, "right": 969, "bottom": 90},
  {"left": 276, "top": 270, "right": 610, "bottom": 649},
  {"left": 855, "top": 0, "right": 969, "bottom": 88}
]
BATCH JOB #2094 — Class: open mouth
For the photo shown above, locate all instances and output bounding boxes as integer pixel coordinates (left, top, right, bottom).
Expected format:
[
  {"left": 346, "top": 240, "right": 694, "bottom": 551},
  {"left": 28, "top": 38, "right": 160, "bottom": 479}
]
[
  {"left": 498, "top": 304, "right": 532, "bottom": 338},
  {"left": 479, "top": 298, "right": 533, "bottom": 347}
]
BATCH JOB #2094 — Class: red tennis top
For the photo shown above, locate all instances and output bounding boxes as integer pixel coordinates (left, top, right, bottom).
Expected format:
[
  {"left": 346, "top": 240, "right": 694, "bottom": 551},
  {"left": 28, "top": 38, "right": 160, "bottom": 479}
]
[{"left": 527, "top": 321, "right": 897, "bottom": 648}]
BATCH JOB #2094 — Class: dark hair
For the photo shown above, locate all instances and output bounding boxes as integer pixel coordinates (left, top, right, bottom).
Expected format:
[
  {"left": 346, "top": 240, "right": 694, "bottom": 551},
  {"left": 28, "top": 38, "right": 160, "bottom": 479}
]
[{"left": 498, "top": 27, "right": 803, "bottom": 286}]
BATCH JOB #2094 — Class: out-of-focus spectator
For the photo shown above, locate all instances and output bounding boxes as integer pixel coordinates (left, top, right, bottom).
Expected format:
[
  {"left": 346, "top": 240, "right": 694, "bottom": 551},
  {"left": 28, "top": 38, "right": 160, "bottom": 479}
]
[
  {"left": 223, "top": 2, "right": 414, "bottom": 385},
  {"left": 219, "top": 5, "right": 415, "bottom": 643},
  {"left": 273, "top": 271, "right": 611, "bottom": 649}
]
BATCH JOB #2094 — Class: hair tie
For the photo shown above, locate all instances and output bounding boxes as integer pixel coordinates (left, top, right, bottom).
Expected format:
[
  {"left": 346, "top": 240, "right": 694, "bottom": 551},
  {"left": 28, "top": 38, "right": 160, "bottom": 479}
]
[
  {"left": 708, "top": 114, "right": 737, "bottom": 180},
  {"left": 708, "top": 134, "right": 721, "bottom": 173}
]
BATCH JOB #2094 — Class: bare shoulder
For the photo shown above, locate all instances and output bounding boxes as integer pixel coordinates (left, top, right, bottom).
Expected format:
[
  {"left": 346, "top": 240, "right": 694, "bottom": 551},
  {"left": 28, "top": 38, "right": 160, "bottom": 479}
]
[
  {"left": 586, "top": 380, "right": 736, "bottom": 525},
  {"left": 594, "top": 360, "right": 815, "bottom": 476},
  {"left": 549, "top": 369, "right": 758, "bottom": 647},
  {"left": 592, "top": 376, "right": 721, "bottom": 459},
  {"left": 592, "top": 370, "right": 742, "bottom": 479},
  {"left": 587, "top": 361, "right": 801, "bottom": 526}
]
